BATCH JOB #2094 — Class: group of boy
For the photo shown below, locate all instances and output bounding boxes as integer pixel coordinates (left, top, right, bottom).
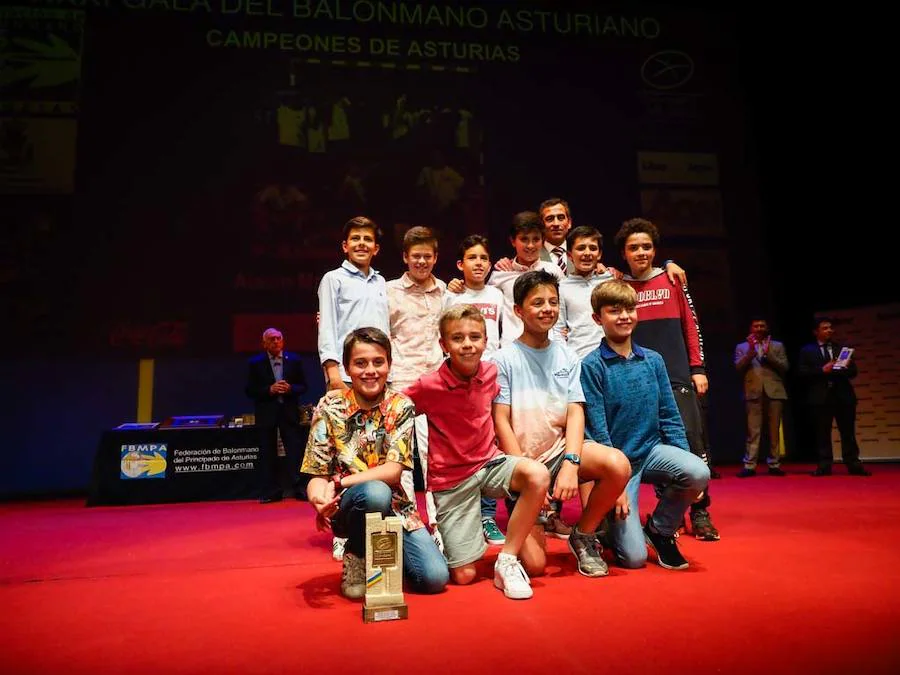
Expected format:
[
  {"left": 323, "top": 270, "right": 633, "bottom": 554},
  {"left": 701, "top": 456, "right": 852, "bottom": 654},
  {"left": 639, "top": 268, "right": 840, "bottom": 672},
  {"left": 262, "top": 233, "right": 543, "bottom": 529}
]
[{"left": 304, "top": 201, "right": 715, "bottom": 601}]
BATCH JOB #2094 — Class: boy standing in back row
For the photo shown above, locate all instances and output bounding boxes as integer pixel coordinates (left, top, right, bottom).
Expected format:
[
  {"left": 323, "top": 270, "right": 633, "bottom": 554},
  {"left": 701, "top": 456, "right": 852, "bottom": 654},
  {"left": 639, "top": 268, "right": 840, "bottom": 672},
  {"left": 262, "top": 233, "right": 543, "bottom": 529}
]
[
  {"left": 386, "top": 226, "right": 447, "bottom": 545},
  {"left": 615, "top": 218, "right": 719, "bottom": 541},
  {"left": 554, "top": 225, "right": 615, "bottom": 359}
]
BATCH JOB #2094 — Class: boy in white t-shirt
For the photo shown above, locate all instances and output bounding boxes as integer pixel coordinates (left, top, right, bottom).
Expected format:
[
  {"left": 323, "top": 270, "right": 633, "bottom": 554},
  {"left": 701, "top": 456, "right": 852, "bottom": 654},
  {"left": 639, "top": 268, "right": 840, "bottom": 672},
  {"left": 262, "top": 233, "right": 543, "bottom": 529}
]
[
  {"left": 444, "top": 235, "right": 504, "bottom": 359},
  {"left": 443, "top": 234, "right": 507, "bottom": 545},
  {"left": 485, "top": 212, "right": 564, "bottom": 348},
  {"left": 492, "top": 270, "right": 631, "bottom": 578}
]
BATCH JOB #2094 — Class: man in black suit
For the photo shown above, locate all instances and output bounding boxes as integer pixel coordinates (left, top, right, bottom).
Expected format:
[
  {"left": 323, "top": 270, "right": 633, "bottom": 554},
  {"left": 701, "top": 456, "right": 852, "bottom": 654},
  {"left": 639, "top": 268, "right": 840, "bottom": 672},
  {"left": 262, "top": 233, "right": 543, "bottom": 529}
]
[
  {"left": 797, "top": 317, "right": 871, "bottom": 476},
  {"left": 245, "top": 328, "right": 308, "bottom": 502}
]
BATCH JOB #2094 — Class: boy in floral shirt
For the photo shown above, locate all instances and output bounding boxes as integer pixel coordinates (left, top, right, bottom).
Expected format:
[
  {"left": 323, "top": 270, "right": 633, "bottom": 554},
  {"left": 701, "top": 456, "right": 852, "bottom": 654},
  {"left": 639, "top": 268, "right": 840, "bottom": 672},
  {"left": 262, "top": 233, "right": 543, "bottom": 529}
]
[{"left": 302, "top": 327, "right": 449, "bottom": 599}]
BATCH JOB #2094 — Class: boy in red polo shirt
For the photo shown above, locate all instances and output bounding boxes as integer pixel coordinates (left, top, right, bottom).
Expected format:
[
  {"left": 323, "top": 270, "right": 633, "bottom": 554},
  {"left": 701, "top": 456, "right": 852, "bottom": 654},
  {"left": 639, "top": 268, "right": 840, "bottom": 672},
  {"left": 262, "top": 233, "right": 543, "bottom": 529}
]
[{"left": 404, "top": 305, "right": 550, "bottom": 600}]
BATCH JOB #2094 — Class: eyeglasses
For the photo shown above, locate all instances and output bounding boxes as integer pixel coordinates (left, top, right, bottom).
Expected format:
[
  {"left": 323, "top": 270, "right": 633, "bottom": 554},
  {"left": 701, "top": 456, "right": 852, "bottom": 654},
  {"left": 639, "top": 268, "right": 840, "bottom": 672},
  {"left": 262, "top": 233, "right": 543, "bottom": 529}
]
[{"left": 543, "top": 213, "right": 568, "bottom": 223}]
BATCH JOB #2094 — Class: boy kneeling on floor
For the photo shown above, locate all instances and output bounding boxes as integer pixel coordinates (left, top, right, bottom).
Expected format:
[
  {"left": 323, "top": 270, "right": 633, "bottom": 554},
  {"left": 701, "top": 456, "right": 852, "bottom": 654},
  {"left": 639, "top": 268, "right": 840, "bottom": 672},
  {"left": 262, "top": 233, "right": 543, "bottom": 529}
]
[
  {"left": 302, "top": 327, "right": 449, "bottom": 599},
  {"left": 404, "top": 304, "right": 551, "bottom": 599}
]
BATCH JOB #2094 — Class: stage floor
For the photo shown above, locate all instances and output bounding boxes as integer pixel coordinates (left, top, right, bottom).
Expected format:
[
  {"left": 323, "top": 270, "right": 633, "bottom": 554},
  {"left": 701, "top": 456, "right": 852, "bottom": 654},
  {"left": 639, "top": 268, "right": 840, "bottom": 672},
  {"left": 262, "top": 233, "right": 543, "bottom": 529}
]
[{"left": 2, "top": 463, "right": 899, "bottom": 675}]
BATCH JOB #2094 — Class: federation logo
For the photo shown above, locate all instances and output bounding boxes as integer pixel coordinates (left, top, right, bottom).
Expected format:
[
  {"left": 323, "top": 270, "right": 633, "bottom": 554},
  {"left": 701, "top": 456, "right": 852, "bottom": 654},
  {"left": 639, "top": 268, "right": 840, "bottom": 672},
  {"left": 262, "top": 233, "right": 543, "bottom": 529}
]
[
  {"left": 641, "top": 51, "right": 694, "bottom": 90},
  {"left": 120, "top": 443, "right": 167, "bottom": 480}
]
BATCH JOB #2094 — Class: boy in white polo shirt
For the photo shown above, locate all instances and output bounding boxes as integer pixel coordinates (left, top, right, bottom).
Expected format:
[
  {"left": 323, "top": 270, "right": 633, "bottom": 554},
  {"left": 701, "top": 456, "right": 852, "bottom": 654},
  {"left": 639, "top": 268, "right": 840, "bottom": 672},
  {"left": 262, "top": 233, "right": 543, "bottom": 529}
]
[{"left": 554, "top": 225, "right": 615, "bottom": 359}]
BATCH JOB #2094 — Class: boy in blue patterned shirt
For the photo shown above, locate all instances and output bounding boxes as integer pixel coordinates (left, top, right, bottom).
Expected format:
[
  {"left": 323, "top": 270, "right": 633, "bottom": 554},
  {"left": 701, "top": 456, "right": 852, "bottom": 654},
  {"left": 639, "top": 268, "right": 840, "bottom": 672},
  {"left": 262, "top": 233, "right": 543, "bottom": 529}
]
[{"left": 580, "top": 280, "right": 710, "bottom": 570}]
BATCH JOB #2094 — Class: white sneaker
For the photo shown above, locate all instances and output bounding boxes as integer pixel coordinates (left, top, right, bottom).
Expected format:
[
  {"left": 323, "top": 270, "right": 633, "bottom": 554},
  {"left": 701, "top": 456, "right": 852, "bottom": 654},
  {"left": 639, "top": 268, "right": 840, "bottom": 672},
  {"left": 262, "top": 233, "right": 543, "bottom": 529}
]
[
  {"left": 493, "top": 553, "right": 533, "bottom": 599},
  {"left": 332, "top": 536, "right": 347, "bottom": 562},
  {"left": 430, "top": 527, "right": 446, "bottom": 558}
]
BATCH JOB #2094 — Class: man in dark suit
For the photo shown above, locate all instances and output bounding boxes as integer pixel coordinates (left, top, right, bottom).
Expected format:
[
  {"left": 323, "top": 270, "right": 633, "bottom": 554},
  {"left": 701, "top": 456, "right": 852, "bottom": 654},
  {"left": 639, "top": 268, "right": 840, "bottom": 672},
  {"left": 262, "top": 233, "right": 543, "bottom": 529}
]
[
  {"left": 797, "top": 317, "right": 871, "bottom": 476},
  {"left": 245, "top": 328, "right": 308, "bottom": 502},
  {"left": 734, "top": 317, "right": 789, "bottom": 477}
]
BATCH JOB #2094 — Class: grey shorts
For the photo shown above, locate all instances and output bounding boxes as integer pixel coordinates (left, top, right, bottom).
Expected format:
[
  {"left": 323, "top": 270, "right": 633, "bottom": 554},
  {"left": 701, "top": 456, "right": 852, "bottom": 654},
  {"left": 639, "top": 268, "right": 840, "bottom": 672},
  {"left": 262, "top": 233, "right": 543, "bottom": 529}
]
[
  {"left": 504, "top": 450, "right": 596, "bottom": 523},
  {"left": 433, "top": 455, "right": 525, "bottom": 568}
]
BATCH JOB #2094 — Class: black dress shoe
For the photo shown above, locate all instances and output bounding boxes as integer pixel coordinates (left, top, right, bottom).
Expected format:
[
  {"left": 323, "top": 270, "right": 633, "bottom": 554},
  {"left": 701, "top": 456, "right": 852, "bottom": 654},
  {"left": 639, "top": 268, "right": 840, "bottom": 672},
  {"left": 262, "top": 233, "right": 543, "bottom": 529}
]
[
  {"left": 259, "top": 491, "right": 284, "bottom": 504},
  {"left": 847, "top": 464, "right": 872, "bottom": 476},
  {"left": 709, "top": 468, "right": 722, "bottom": 479},
  {"left": 767, "top": 467, "right": 787, "bottom": 477},
  {"left": 736, "top": 468, "right": 756, "bottom": 478},
  {"left": 811, "top": 467, "right": 832, "bottom": 477}
]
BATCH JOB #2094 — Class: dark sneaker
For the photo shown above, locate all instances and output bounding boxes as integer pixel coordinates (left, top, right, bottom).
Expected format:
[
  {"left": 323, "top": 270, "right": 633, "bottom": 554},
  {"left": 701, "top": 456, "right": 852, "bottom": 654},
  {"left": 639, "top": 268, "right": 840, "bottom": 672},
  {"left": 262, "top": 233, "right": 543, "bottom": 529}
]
[
  {"left": 736, "top": 468, "right": 756, "bottom": 478},
  {"left": 482, "top": 517, "right": 506, "bottom": 545},
  {"left": 340, "top": 551, "right": 365, "bottom": 599},
  {"left": 544, "top": 513, "right": 573, "bottom": 540},
  {"left": 567, "top": 530, "right": 609, "bottom": 577},
  {"left": 767, "top": 467, "right": 787, "bottom": 477},
  {"left": 847, "top": 464, "right": 872, "bottom": 476},
  {"left": 690, "top": 508, "right": 720, "bottom": 541},
  {"left": 643, "top": 521, "right": 689, "bottom": 570},
  {"left": 811, "top": 466, "right": 832, "bottom": 477}
]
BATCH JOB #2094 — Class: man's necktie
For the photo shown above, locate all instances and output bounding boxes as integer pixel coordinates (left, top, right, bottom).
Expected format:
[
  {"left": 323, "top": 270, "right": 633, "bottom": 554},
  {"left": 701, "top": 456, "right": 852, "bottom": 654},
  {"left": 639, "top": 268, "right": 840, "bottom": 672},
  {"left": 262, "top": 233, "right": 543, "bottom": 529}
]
[
  {"left": 821, "top": 345, "right": 831, "bottom": 361},
  {"left": 553, "top": 246, "right": 567, "bottom": 274}
]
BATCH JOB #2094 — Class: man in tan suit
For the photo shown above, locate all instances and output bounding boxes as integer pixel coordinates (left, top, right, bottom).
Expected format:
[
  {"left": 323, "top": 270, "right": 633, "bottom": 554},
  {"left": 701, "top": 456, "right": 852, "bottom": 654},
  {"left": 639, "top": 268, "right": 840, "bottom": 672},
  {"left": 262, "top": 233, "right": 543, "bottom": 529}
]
[{"left": 734, "top": 317, "right": 789, "bottom": 477}]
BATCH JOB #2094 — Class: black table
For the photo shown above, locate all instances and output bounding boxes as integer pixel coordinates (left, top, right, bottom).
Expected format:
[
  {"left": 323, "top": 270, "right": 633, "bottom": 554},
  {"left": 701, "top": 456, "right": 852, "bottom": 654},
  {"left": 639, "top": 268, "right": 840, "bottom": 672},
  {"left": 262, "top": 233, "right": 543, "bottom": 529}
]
[{"left": 87, "top": 426, "right": 303, "bottom": 506}]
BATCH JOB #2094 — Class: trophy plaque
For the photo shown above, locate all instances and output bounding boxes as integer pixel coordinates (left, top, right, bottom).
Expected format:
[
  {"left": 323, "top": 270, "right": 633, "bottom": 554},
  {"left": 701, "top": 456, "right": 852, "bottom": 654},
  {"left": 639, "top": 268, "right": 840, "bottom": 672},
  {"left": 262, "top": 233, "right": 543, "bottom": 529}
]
[{"left": 363, "top": 513, "right": 408, "bottom": 623}]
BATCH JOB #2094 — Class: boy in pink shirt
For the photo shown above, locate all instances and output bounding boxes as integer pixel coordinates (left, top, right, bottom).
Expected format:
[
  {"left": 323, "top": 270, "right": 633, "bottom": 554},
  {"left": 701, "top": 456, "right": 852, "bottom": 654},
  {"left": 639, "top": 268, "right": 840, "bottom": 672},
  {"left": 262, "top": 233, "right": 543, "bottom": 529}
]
[{"left": 404, "top": 305, "right": 550, "bottom": 600}]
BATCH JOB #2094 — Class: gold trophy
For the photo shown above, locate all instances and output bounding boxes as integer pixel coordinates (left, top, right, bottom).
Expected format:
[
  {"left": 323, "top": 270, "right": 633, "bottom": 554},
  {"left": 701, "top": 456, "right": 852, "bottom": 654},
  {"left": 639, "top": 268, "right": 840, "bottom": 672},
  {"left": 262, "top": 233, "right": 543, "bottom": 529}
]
[{"left": 363, "top": 512, "right": 408, "bottom": 622}]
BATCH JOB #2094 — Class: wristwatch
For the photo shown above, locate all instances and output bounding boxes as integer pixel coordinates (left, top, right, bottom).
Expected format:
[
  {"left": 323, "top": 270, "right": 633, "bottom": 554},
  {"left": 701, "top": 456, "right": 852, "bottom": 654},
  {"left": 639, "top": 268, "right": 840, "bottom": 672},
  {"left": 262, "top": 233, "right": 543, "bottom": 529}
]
[{"left": 563, "top": 453, "right": 581, "bottom": 465}]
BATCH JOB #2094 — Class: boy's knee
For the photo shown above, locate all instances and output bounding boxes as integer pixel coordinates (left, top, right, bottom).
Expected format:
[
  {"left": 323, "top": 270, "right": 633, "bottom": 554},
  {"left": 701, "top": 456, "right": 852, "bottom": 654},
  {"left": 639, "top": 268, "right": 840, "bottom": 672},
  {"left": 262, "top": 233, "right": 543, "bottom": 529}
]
[
  {"left": 522, "top": 559, "right": 546, "bottom": 578},
  {"left": 357, "top": 481, "right": 393, "bottom": 513},
  {"left": 618, "top": 549, "right": 648, "bottom": 569},
  {"left": 417, "top": 565, "right": 449, "bottom": 594},
  {"left": 685, "top": 458, "right": 711, "bottom": 491},
  {"left": 609, "top": 449, "right": 632, "bottom": 487},
  {"left": 522, "top": 459, "right": 551, "bottom": 492},
  {"left": 451, "top": 566, "right": 478, "bottom": 586}
]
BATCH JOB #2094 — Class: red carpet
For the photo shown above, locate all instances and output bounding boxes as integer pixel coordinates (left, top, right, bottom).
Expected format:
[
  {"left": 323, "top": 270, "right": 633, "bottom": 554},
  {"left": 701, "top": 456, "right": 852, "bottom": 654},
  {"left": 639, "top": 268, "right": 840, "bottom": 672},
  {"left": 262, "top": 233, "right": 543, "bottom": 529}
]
[{"left": 2, "top": 464, "right": 899, "bottom": 675}]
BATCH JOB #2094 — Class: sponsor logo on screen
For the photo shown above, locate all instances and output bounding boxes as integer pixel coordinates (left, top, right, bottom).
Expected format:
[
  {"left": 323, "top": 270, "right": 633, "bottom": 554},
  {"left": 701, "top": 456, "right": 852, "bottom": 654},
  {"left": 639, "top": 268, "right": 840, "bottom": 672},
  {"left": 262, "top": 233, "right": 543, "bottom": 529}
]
[
  {"left": 641, "top": 51, "right": 694, "bottom": 90},
  {"left": 120, "top": 444, "right": 167, "bottom": 480}
]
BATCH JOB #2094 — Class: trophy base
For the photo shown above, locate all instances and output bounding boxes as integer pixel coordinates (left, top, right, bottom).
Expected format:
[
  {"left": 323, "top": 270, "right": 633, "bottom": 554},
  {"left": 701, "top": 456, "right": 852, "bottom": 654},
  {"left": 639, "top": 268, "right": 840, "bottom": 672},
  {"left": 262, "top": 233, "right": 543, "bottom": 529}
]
[{"left": 363, "top": 603, "right": 409, "bottom": 623}]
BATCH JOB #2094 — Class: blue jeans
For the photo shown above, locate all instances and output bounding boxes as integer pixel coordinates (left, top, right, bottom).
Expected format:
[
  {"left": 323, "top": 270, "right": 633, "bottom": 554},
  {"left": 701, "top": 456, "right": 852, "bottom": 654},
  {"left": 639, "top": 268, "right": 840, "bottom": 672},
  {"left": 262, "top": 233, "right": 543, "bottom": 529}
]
[
  {"left": 331, "top": 481, "right": 448, "bottom": 594},
  {"left": 610, "top": 444, "right": 709, "bottom": 569},
  {"left": 481, "top": 496, "right": 497, "bottom": 519}
]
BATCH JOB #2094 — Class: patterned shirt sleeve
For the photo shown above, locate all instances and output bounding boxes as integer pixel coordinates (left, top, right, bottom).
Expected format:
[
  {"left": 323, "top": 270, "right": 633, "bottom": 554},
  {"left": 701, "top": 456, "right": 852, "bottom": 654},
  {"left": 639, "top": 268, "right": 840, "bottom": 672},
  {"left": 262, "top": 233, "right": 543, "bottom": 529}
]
[
  {"left": 383, "top": 394, "right": 416, "bottom": 470},
  {"left": 300, "top": 394, "right": 336, "bottom": 476}
]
